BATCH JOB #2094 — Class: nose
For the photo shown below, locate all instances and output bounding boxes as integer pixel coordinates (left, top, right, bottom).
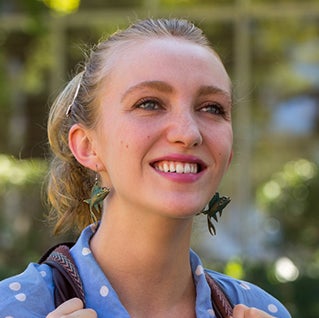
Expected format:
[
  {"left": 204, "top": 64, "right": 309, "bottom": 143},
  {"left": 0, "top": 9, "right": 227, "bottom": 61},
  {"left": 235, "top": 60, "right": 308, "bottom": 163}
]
[{"left": 166, "top": 112, "right": 203, "bottom": 148}]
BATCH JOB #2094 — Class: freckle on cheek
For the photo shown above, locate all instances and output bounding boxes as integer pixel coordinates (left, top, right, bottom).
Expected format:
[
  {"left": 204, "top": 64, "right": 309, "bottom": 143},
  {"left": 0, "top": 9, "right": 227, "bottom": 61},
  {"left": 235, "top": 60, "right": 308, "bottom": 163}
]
[{"left": 120, "top": 139, "right": 129, "bottom": 149}]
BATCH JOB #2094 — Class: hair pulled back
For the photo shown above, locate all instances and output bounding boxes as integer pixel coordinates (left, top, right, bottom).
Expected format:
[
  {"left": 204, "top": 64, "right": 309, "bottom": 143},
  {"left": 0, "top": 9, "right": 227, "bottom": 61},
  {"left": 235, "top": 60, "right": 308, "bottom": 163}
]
[{"left": 47, "top": 18, "right": 211, "bottom": 234}]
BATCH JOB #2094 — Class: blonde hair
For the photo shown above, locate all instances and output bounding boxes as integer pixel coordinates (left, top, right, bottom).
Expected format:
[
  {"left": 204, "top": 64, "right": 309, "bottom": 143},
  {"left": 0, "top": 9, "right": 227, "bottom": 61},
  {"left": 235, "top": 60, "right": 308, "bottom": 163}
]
[{"left": 47, "top": 18, "right": 214, "bottom": 234}]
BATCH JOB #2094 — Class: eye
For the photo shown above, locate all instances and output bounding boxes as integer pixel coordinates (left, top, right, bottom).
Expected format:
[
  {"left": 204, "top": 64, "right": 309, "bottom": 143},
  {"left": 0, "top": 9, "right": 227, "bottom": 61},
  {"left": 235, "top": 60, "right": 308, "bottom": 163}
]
[
  {"left": 199, "top": 103, "right": 225, "bottom": 116},
  {"left": 135, "top": 98, "right": 162, "bottom": 111}
]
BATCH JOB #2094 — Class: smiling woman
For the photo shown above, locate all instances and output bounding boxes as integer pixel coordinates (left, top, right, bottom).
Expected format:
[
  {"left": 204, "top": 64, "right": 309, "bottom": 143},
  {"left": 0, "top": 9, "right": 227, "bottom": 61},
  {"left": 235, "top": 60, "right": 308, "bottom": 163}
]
[{"left": 0, "top": 18, "right": 291, "bottom": 318}]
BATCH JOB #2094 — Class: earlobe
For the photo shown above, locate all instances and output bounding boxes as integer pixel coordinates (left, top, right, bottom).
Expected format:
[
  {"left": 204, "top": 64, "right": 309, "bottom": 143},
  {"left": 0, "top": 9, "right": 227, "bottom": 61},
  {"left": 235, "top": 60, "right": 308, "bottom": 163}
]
[{"left": 68, "top": 124, "right": 101, "bottom": 171}]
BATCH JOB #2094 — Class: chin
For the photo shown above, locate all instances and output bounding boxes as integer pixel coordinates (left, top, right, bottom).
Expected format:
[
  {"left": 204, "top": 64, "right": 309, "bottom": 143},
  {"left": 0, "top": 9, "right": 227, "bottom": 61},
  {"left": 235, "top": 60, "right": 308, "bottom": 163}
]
[{"left": 161, "top": 203, "right": 203, "bottom": 219}]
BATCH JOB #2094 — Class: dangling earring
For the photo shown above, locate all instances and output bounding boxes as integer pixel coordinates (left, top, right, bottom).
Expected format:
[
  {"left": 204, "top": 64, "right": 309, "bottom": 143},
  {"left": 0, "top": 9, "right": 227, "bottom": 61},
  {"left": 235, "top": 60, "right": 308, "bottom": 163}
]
[
  {"left": 84, "top": 173, "right": 110, "bottom": 225},
  {"left": 201, "top": 192, "right": 231, "bottom": 236}
]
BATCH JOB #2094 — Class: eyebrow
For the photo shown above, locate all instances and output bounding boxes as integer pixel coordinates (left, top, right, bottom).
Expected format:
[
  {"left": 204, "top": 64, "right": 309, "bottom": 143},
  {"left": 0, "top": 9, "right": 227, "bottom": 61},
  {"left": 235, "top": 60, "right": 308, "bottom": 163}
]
[
  {"left": 121, "top": 81, "right": 174, "bottom": 102},
  {"left": 121, "top": 80, "right": 232, "bottom": 104},
  {"left": 197, "top": 86, "right": 232, "bottom": 104}
]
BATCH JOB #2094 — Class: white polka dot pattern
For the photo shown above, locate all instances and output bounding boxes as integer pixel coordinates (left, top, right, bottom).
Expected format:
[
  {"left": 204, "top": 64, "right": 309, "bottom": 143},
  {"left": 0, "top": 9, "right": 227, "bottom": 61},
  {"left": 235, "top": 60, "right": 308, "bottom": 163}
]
[
  {"left": 15, "top": 293, "right": 26, "bottom": 302},
  {"left": 40, "top": 271, "right": 47, "bottom": 277},
  {"left": 195, "top": 265, "right": 204, "bottom": 276},
  {"left": 9, "top": 282, "right": 21, "bottom": 291},
  {"left": 268, "top": 303, "right": 279, "bottom": 313},
  {"left": 100, "top": 285, "right": 109, "bottom": 297},
  {"left": 237, "top": 282, "right": 281, "bottom": 316},
  {"left": 82, "top": 247, "right": 91, "bottom": 256}
]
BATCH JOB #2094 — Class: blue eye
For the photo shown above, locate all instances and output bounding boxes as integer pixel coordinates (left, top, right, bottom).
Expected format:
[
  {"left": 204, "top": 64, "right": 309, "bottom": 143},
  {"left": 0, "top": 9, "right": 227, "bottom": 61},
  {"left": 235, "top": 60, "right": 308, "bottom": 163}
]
[
  {"left": 136, "top": 99, "right": 161, "bottom": 111},
  {"left": 200, "top": 103, "right": 225, "bottom": 115}
]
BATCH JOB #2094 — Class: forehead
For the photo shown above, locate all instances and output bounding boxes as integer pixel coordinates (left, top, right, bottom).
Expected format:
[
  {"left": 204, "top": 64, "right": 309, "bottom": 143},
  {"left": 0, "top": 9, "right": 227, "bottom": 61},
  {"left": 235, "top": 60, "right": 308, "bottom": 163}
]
[{"left": 105, "top": 37, "right": 231, "bottom": 94}]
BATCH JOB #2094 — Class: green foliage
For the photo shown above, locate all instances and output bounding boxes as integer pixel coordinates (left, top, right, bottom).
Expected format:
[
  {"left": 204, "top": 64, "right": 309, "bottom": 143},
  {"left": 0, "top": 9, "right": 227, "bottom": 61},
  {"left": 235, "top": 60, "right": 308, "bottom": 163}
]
[
  {"left": 258, "top": 159, "right": 317, "bottom": 207},
  {"left": 257, "top": 159, "right": 319, "bottom": 273},
  {"left": 0, "top": 154, "right": 47, "bottom": 189},
  {"left": 160, "top": 0, "right": 234, "bottom": 6},
  {"left": 43, "top": 0, "right": 81, "bottom": 14},
  {"left": 242, "top": 261, "right": 319, "bottom": 318},
  {"left": 23, "top": 35, "right": 53, "bottom": 94},
  {"left": 0, "top": 52, "right": 9, "bottom": 108},
  {"left": 0, "top": 155, "right": 47, "bottom": 277},
  {"left": 0, "top": 154, "right": 75, "bottom": 280},
  {"left": 224, "top": 259, "right": 245, "bottom": 280}
]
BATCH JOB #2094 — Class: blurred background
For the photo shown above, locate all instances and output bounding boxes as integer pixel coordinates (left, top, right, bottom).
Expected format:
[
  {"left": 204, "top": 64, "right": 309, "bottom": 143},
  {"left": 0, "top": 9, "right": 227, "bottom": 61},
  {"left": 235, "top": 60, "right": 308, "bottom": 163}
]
[{"left": 0, "top": 0, "right": 318, "bottom": 316}]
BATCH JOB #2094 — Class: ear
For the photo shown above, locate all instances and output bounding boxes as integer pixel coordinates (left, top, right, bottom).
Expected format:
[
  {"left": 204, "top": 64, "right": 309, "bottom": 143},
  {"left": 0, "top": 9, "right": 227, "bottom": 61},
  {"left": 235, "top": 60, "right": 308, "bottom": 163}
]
[{"left": 68, "top": 123, "right": 102, "bottom": 171}]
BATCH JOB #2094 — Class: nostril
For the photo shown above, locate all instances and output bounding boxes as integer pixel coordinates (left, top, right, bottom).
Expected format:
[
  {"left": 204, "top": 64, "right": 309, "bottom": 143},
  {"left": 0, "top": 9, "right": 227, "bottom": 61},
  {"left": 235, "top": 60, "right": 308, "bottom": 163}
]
[
  {"left": 192, "top": 136, "right": 202, "bottom": 148},
  {"left": 167, "top": 127, "right": 203, "bottom": 148},
  {"left": 165, "top": 112, "right": 203, "bottom": 148}
]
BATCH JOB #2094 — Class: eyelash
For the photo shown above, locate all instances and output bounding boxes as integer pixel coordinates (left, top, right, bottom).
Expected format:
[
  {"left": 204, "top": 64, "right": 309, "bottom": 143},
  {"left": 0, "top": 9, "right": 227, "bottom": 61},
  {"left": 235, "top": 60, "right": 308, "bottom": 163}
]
[
  {"left": 134, "top": 98, "right": 162, "bottom": 111},
  {"left": 134, "top": 98, "right": 227, "bottom": 118},
  {"left": 199, "top": 103, "right": 226, "bottom": 116}
]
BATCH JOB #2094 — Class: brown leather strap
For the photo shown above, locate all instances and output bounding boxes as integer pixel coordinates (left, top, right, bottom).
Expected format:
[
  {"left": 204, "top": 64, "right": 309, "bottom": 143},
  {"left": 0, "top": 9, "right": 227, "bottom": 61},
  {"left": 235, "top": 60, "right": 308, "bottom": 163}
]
[
  {"left": 41, "top": 243, "right": 233, "bottom": 315},
  {"left": 205, "top": 272, "right": 233, "bottom": 318},
  {"left": 40, "top": 243, "right": 85, "bottom": 308}
]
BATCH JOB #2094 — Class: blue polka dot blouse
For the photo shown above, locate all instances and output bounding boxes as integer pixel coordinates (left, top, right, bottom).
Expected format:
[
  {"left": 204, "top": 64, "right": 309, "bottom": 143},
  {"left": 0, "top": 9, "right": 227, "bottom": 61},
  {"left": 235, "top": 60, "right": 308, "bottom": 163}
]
[{"left": 0, "top": 225, "right": 291, "bottom": 317}]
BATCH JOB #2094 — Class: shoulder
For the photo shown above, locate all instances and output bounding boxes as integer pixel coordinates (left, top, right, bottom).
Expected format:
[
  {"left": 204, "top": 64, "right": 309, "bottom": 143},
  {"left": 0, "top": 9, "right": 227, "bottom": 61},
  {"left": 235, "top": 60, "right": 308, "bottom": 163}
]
[
  {"left": 0, "top": 262, "right": 55, "bottom": 317},
  {"left": 206, "top": 269, "right": 291, "bottom": 318}
]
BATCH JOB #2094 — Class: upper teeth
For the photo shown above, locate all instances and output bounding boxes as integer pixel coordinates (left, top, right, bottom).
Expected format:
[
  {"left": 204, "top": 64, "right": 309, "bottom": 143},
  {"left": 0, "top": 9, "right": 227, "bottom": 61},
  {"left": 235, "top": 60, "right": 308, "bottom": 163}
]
[{"left": 154, "top": 161, "right": 198, "bottom": 174}]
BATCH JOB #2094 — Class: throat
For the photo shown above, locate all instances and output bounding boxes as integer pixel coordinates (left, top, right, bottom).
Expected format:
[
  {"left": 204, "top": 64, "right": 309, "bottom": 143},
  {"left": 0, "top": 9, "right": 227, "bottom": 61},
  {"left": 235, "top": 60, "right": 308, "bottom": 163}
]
[
  {"left": 90, "top": 222, "right": 195, "bottom": 316},
  {"left": 89, "top": 207, "right": 196, "bottom": 317},
  {"left": 91, "top": 223, "right": 192, "bottom": 279},
  {"left": 128, "top": 275, "right": 197, "bottom": 318}
]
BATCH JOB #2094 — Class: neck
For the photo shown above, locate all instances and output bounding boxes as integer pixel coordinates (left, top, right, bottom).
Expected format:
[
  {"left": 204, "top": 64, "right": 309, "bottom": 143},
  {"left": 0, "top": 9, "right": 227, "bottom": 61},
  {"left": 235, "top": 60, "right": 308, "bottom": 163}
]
[{"left": 90, "top": 204, "right": 196, "bottom": 317}]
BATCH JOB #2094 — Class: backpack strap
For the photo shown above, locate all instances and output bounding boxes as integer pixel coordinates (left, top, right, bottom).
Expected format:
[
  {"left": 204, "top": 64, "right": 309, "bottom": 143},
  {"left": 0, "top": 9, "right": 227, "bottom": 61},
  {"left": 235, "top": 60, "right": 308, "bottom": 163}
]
[
  {"left": 205, "top": 272, "right": 233, "bottom": 318},
  {"left": 40, "top": 243, "right": 233, "bottom": 317},
  {"left": 39, "top": 242, "right": 85, "bottom": 308}
]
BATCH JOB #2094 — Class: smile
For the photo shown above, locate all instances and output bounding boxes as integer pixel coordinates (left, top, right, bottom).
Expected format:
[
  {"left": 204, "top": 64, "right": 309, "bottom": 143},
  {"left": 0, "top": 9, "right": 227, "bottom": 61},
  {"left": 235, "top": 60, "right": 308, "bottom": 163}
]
[{"left": 153, "top": 161, "right": 199, "bottom": 174}]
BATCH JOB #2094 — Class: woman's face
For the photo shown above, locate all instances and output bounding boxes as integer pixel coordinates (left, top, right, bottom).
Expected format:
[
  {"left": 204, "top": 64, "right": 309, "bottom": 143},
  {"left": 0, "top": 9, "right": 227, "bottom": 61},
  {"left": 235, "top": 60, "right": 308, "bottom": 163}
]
[{"left": 92, "top": 37, "right": 233, "bottom": 218}]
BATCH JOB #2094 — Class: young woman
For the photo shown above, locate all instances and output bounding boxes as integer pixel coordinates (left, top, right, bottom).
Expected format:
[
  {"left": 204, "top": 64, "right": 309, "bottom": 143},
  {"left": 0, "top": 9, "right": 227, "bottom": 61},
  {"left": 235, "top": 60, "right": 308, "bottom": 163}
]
[{"left": 0, "top": 18, "right": 291, "bottom": 318}]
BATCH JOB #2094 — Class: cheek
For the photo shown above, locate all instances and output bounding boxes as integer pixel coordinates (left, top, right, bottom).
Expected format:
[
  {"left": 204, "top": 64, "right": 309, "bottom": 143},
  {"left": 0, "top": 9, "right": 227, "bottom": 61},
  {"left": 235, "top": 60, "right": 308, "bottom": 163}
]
[
  {"left": 119, "top": 132, "right": 151, "bottom": 146},
  {"left": 114, "top": 127, "right": 151, "bottom": 160},
  {"left": 117, "top": 118, "right": 154, "bottom": 147},
  {"left": 120, "top": 139, "right": 130, "bottom": 149},
  {"left": 211, "top": 126, "right": 233, "bottom": 163}
]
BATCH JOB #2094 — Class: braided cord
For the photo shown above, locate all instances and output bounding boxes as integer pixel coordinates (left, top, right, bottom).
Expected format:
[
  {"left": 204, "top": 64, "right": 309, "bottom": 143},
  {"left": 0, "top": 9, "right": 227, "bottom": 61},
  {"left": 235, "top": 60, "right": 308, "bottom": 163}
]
[
  {"left": 205, "top": 272, "right": 233, "bottom": 318},
  {"left": 45, "top": 244, "right": 85, "bottom": 306}
]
